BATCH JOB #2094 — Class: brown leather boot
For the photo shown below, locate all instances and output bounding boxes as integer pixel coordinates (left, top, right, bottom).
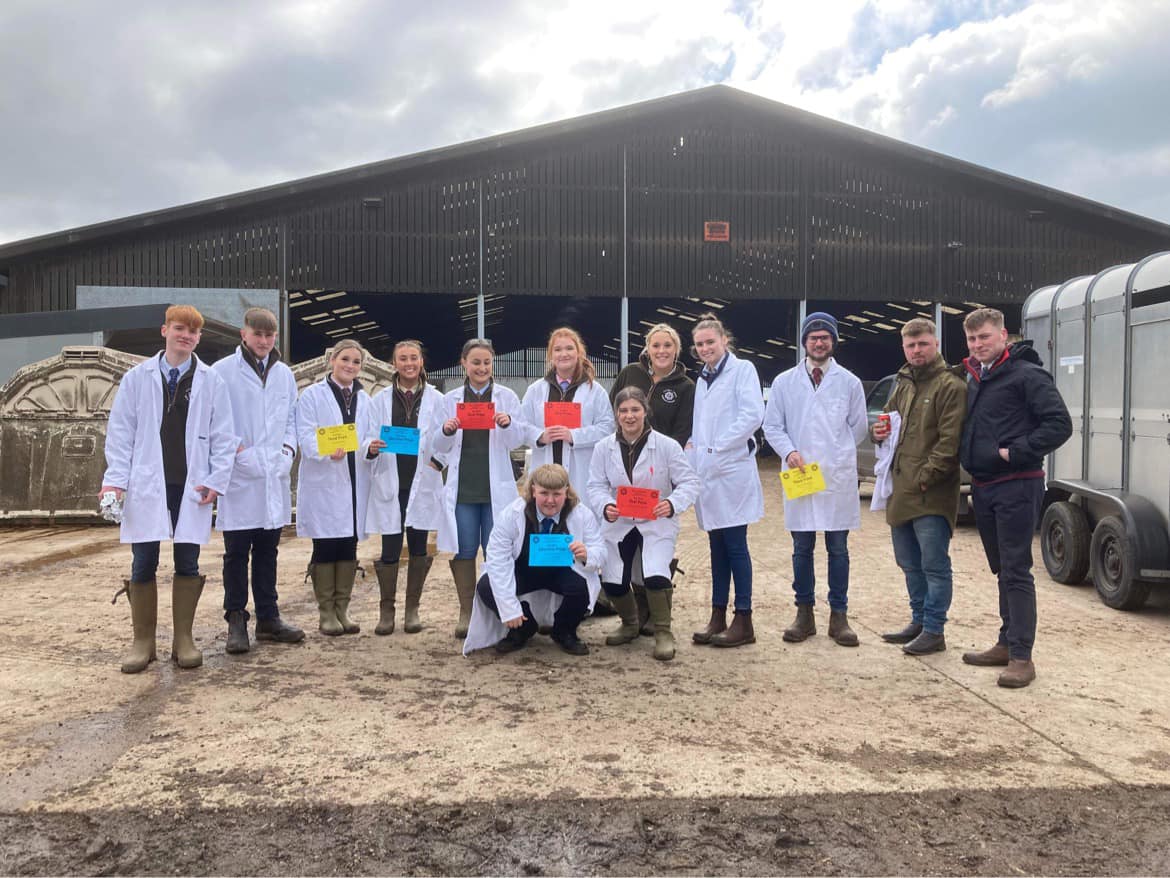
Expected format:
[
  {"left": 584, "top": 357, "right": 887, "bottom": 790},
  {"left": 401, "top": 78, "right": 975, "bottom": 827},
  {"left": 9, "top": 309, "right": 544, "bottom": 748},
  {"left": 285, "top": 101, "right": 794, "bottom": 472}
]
[
  {"left": 782, "top": 605, "right": 816, "bottom": 643},
  {"left": 403, "top": 555, "right": 432, "bottom": 634},
  {"left": 962, "top": 642, "right": 1010, "bottom": 666},
  {"left": 828, "top": 610, "right": 859, "bottom": 647},
  {"left": 997, "top": 659, "right": 1036, "bottom": 688},
  {"left": 373, "top": 560, "right": 399, "bottom": 635},
  {"left": 711, "top": 611, "right": 755, "bottom": 648},
  {"left": 692, "top": 606, "right": 727, "bottom": 645}
]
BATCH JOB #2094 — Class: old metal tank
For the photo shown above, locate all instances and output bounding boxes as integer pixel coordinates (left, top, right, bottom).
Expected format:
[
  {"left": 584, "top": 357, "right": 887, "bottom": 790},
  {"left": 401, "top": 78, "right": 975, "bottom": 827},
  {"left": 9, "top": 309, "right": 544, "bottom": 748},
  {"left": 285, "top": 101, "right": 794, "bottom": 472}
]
[{"left": 0, "top": 346, "right": 144, "bottom": 521}]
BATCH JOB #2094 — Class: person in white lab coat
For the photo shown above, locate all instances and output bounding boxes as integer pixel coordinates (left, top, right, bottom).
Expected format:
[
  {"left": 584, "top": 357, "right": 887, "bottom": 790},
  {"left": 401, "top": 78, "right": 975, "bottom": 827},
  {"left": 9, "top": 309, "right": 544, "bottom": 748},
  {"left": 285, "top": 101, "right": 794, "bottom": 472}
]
[
  {"left": 99, "top": 304, "right": 236, "bottom": 674},
  {"left": 521, "top": 326, "right": 615, "bottom": 490},
  {"left": 688, "top": 314, "right": 766, "bottom": 649},
  {"left": 212, "top": 307, "right": 304, "bottom": 654},
  {"left": 431, "top": 338, "right": 527, "bottom": 638},
  {"left": 586, "top": 387, "right": 700, "bottom": 661},
  {"left": 464, "top": 464, "right": 606, "bottom": 656},
  {"left": 364, "top": 339, "right": 445, "bottom": 636},
  {"left": 296, "top": 339, "right": 374, "bottom": 637},
  {"left": 762, "top": 311, "right": 868, "bottom": 647}
]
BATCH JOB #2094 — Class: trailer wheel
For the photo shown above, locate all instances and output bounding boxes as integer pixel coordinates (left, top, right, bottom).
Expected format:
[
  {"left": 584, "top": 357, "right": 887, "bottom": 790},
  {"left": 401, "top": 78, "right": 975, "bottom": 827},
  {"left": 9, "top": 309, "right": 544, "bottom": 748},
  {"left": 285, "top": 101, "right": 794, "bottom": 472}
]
[
  {"left": 1090, "top": 516, "right": 1150, "bottom": 610},
  {"left": 1040, "top": 501, "right": 1090, "bottom": 584}
]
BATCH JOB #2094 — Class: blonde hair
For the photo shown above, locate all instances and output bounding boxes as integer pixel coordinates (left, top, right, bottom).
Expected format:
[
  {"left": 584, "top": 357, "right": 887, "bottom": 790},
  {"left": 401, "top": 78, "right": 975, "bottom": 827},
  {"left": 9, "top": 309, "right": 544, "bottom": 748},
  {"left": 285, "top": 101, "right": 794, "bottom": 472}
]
[
  {"left": 545, "top": 327, "right": 596, "bottom": 385},
  {"left": 164, "top": 304, "right": 204, "bottom": 331},
  {"left": 524, "top": 463, "right": 580, "bottom": 509},
  {"left": 328, "top": 339, "right": 366, "bottom": 363},
  {"left": 392, "top": 338, "right": 428, "bottom": 386},
  {"left": 641, "top": 323, "right": 682, "bottom": 363}
]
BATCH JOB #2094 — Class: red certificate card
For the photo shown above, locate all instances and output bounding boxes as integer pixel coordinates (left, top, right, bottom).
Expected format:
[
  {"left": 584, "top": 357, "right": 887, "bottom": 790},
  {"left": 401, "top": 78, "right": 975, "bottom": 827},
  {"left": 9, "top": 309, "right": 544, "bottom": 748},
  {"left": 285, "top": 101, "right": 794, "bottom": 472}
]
[
  {"left": 456, "top": 401, "right": 496, "bottom": 430},
  {"left": 544, "top": 401, "right": 582, "bottom": 429},
  {"left": 616, "top": 485, "right": 659, "bottom": 520}
]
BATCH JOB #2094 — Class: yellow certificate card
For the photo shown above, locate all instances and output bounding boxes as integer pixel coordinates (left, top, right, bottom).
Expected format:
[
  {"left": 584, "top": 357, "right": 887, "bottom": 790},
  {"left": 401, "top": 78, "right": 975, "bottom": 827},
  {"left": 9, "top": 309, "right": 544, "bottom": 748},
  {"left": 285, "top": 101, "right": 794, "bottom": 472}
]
[
  {"left": 316, "top": 423, "right": 358, "bottom": 455},
  {"left": 780, "top": 463, "right": 827, "bottom": 499}
]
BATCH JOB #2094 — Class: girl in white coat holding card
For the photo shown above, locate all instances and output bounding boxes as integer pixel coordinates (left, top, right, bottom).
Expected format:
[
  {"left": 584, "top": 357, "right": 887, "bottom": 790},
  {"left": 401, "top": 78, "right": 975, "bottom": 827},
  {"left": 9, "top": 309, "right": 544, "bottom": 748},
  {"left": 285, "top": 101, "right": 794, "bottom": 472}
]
[
  {"left": 431, "top": 338, "right": 527, "bottom": 638},
  {"left": 521, "top": 327, "right": 614, "bottom": 489},
  {"left": 586, "top": 387, "right": 700, "bottom": 661},
  {"left": 365, "top": 339, "right": 445, "bottom": 636},
  {"left": 688, "top": 313, "right": 766, "bottom": 649},
  {"left": 296, "top": 339, "right": 374, "bottom": 637}
]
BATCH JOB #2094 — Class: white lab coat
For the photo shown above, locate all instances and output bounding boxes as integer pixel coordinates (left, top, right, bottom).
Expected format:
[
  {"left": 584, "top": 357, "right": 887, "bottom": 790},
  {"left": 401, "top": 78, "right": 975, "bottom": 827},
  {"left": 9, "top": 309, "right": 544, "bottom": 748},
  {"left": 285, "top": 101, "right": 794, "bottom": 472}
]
[
  {"left": 762, "top": 357, "right": 868, "bottom": 532},
  {"left": 102, "top": 353, "right": 236, "bottom": 545},
  {"left": 689, "top": 353, "right": 766, "bottom": 531},
  {"left": 586, "top": 429, "right": 700, "bottom": 583},
  {"left": 520, "top": 377, "right": 615, "bottom": 488},
  {"left": 364, "top": 382, "right": 446, "bottom": 535},
  {"left": 430, "top": 382, "right": 527, "bottom": 554},
  {"left": 212, "top": 349, "right": 297, "bottom": 532},
  {"left": 462, "top": 496, "right": 606, "bottom": 655},
  {"left": 870, "top": 412, "right": 902, "bottom": 513},
  {"left": 295, "top": 378, "right": 374, "bottom": 540}
]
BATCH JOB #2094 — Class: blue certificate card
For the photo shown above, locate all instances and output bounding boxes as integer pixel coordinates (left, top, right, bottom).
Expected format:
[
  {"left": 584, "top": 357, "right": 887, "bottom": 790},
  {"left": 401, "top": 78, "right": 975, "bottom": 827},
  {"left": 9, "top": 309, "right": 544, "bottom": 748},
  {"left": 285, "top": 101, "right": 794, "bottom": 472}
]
[
  {"left": 528, "top": 533, "right": 574, "bottom": 567},
  {"left": 379, "top": 425, "right": 420, "bottom": 455}
]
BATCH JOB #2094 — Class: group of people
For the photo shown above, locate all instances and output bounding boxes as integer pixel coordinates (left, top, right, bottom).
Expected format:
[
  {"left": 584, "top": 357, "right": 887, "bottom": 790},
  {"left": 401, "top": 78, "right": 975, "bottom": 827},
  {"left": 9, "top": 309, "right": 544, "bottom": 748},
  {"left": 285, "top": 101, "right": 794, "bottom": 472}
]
[{"left": 100, "top": 301, "right": 1070, "bottom": 689}]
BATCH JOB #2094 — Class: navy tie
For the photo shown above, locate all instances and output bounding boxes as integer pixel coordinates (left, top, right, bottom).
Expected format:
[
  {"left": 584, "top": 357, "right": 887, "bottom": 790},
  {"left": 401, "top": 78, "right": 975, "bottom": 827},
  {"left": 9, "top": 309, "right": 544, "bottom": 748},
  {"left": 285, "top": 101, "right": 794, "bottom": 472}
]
[
  {"left": 541, "top": 517, "right": 555, "bottom": 534},
  {"left": 167, "top": 368, "right": 179, "bottom": 400},
  {"left": 258, "top": 359, "right": 266, "bottom": 378}
]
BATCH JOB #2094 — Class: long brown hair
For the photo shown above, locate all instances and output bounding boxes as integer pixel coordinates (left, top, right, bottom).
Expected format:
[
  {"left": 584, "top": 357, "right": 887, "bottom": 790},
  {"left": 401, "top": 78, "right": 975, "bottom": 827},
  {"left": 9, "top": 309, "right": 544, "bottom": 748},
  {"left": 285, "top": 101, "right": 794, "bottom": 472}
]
[
  {"left": 392, "top": 338, "right": 428, "bottom": 386},
  {"left": 545, "top": 327, "right": 596, "bottom": 385}
]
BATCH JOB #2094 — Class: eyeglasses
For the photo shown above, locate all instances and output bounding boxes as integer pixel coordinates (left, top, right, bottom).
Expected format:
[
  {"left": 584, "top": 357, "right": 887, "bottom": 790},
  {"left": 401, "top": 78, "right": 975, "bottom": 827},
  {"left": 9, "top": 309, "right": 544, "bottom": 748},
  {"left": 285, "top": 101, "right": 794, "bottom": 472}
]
[{"left": 806, "top": 334, "right": 833, "bottom": 343}]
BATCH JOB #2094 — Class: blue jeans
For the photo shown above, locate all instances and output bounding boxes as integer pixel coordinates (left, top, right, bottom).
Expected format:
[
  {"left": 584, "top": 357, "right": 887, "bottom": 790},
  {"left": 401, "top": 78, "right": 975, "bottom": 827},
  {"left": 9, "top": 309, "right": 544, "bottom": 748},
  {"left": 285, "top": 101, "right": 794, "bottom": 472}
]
[
  {"left": 890, "top": 515, "right": 953, "bottom": 634},
  {"left": 708, "top": 525, "right": 753, "bottom": 612},
  {"left": 130, "top": 483, "right": 200, "bottom": 582},
  {"left": 455, "top": 502, "right": 494, "bottom": 560},
  {"left": 791, "top": 530, "right": 849, "bottom": 611}
]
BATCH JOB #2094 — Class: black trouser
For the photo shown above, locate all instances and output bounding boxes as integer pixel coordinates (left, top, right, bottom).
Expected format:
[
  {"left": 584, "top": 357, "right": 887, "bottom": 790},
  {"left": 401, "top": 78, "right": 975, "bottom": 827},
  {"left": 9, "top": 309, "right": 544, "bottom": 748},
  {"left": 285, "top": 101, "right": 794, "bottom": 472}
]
[
  {"left": 476, "top": 564, "right": 589, "bottom": 638},
  {"left": 601, "top": 527, "right": 671, "bottom": 598},
  {"left": 379, "top": 486, "right": 429, "bottom": 562},
  {"left": 972, "top": 477, "right": 1045, "bottom": 661},
  {"left": 222, "top": 527, "right": 282, "bottom": 621},
  {"left": 311, "top": 537, "right": 358, "bottom": 564},
  {"left": 130, "top": 483, "right": 199, "bottom": 582}
]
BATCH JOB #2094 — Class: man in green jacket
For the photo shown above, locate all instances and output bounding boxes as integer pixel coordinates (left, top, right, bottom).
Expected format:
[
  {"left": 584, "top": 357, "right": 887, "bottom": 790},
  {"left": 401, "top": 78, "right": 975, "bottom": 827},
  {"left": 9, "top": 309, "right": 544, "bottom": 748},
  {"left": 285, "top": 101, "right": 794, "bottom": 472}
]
[{"left": 872, "top": 317, "right": 967, "bottom": 655}]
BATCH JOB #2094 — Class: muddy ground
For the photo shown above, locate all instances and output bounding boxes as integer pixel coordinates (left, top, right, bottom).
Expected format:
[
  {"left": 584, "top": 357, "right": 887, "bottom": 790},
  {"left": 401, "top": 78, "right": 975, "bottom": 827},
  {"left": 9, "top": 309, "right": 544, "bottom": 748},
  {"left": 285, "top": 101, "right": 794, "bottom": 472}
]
[{"left": 2, "top": 459, "right": 1170, "bottom": 875}]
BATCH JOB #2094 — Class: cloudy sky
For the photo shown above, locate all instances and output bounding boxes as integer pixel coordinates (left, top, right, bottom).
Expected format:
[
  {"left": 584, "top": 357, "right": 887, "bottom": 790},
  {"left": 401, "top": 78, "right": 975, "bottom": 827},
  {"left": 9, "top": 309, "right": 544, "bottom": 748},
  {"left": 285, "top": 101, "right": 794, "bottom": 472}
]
[{"left": 3, "top": 0, "right": 1169, "bottom": 245}]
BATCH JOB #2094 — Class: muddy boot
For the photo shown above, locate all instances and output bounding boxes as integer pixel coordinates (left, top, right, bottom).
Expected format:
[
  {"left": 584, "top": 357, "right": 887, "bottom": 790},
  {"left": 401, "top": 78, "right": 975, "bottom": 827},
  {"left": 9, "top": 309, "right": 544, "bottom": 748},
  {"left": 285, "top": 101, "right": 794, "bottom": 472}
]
[
  {"left": 632, "top": 584, "right": 653, "bottom": 637},
  {"left": 171, "top": 574, "right": 205, "bottom": 669},
  {"left": 120, "top": 579, "right": 157, "bottom": 674},
  {"left": 373, "top": 560, "right": 399, "bottom": 636},
  {"left": 712, "top": 610, "right": 755, "bottom": 647},
  {"left": 403, "top": 555, "right": 432, "bottom": 634},
  {"left": 255, "top": 614, "right": 304, "bottom": 643},
  {"left": 225, "top": 609, "right": 250, "bottom": 654},
  {"left": 645, "top": 587, "right": 675, "bottom": 661},
  {"left": 962, "top": 642, "right": 1010, "bottom": 666},
  {"left": 692, "top": 606, "right": 727, "bottom": 645},
  {"left": 604, "top": 590, "right": 642, "bottom": 645},
  {"left": 334, "top": 559, "right": 360, "bottom": 634},
  {"left": 828, "top": 610, "right": 859, "bottom": 647},
  {"left": 449, "top": 558, "right": 478, "bottom": 638},
  {"left": 310, "top": 563, "right": 343, "bottom": 636},
  {"left": 997, "top": 659, "right": 1037, "bottom": 689},
  {"left": 782, "top": 605, "right": 816, "bottom": 643}
]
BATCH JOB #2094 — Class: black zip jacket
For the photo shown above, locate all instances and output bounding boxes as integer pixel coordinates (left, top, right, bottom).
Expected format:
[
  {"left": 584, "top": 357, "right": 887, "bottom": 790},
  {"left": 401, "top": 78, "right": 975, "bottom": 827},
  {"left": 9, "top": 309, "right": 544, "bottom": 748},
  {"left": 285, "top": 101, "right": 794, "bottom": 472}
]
[
  {"left": 959, "top": 341, "right": 1072, "bottom": 483},
  {"left": 610, "top": 357, "right": 696, "bottom": 447}
]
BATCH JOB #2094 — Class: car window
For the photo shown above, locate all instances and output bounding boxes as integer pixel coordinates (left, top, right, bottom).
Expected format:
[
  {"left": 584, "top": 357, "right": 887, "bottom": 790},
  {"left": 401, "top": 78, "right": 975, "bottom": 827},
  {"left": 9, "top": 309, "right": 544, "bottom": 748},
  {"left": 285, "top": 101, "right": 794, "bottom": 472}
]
[{"left": 866, "top": 376, "right": 895, "bottom": 415}]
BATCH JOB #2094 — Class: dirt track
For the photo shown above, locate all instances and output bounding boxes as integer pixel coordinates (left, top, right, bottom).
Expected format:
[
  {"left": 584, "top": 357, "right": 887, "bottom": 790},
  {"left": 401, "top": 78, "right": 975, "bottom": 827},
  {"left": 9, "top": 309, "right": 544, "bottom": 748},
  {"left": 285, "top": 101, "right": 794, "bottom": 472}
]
[{"left": 2, "top": 459, "right": 1170, "bottom": 875}]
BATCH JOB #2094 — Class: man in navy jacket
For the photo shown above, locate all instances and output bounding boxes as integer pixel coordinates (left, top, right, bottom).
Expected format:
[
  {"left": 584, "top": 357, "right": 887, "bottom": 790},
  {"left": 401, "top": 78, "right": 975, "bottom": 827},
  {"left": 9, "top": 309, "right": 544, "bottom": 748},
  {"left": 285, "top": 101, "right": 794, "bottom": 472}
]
[{"left": 959, "top": 308, "right": 1071, "bottom": 689}]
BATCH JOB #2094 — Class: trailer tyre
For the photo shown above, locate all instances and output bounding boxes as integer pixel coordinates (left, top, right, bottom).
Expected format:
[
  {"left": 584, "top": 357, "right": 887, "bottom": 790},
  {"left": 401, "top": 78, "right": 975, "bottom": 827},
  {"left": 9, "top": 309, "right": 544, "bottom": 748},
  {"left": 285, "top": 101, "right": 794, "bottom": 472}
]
[
  {"left": 1090, "top": 516, "right": 1150, "bottom": 610},
  {"left": 1040, "top": 501, "right": 1090, "bottom": 584}
]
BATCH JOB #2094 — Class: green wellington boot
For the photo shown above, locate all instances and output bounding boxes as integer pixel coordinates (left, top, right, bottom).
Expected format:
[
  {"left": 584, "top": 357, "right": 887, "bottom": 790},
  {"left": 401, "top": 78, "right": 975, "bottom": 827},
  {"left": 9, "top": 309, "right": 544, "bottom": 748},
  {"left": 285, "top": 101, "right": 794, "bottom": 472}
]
[
  {"left": 403, "top": 555, "right": 433, "bottom": 634},
  {"left": 645, "top": 587, "right": 676, "bottom": 661},
  {"left": 449, "top": 558, "right": 478, "bottom": 638},
  {"left": 171, "top": 574, "right": 206, "bottom": 669},
  {"left": 120, "top": 579, "right": 158, "bottom": 674},
  {"left": 309, "top": 562, "right": 343, "bottom": 636},
  {"left": 373, "top": 560, "right": 399, "bottom": 636},
  {"left": 604, "top": 590, "right": 642, "bottom": 645},
  {"left": 333, "top": 559, "right": 361, "bottom": 634}
]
